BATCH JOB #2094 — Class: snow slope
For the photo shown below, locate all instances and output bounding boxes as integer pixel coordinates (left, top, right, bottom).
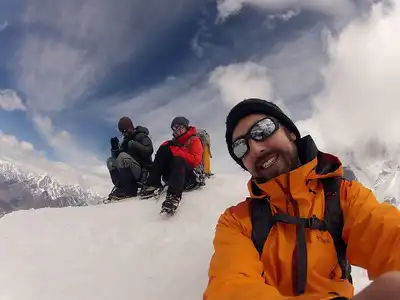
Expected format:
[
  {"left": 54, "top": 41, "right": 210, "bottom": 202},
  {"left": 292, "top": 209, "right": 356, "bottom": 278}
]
[{"left": 0, "top": 173, "right": 373, "bottom": 300}]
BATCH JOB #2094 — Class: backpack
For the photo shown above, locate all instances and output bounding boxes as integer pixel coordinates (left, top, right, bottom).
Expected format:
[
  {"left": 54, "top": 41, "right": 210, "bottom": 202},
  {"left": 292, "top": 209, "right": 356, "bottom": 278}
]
[
  {"left": 250, "top": 176, "right": 352, "bottom": 296},
  {"left": 185, "top": 128, "right": 212, "bottom": 176}
]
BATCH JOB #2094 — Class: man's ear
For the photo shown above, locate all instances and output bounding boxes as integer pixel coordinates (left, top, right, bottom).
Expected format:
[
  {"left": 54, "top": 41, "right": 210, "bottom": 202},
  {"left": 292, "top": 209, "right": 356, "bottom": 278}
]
[{"left": 283, "top": 127, "right": 297, "bottom": 141}]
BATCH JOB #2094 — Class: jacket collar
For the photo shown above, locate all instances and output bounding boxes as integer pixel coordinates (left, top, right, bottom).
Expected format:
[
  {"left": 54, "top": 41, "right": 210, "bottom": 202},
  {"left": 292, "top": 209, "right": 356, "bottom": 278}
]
[
  {"left": 247, "top": 135, "right": 343, "bottom": 199},
  {"left": 175, "top": 126, "right": 197, "bottom": 144}
]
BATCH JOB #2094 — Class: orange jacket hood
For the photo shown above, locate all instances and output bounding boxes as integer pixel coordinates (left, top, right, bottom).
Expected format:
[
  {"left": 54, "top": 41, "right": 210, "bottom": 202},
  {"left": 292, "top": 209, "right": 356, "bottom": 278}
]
[{"left": 247, "top": 135, "right": 343, "bottom": 210}]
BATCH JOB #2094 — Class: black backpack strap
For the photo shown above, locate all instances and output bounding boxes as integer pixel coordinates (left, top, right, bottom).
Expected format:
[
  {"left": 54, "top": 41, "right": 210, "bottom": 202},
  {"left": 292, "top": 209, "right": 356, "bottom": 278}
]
[
  {"left": 249, "top": 177, "right": 352, "bottom": 295},
  {"left": 250, "top": 197, "right": 275, "bottom": 256},
  {"left": 274, "top": 211, "right": 327, "bottom": 295},
  {"left": 321, "top": 177, "right": 353, "bottom": 284},
  {"left": 184, "top": 134, "right": 197, "bottom": 150},
  {"left": 250, "top": 199, "right": 329, "bottom": 257},
  {"left": 250, "top": 197, "right": 327, "bottom": 295},
  {"left": 273, "top": 213, "right": 327, "bottom": 230}
]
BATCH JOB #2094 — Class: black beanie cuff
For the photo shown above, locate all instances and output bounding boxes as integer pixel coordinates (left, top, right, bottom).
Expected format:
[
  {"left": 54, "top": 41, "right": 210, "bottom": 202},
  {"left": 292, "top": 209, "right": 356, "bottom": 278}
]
[{"left": 171, "top": 116, "right": 189, "bottom": 128}]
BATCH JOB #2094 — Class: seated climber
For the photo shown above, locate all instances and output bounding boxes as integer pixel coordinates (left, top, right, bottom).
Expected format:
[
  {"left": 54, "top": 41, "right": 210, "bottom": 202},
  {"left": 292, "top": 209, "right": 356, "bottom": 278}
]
[
  {"left": 106, "top": 116, "right": 154, "bottom": 199},
  {"left": 139, "top": 116, "right": 203, "bottom": 212}
]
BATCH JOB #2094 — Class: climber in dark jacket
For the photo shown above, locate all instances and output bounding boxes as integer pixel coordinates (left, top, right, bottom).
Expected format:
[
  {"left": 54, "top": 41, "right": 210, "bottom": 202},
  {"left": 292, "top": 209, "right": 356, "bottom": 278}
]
[{"left": 106, "top": 116, "right": 154, "bottom": 199}]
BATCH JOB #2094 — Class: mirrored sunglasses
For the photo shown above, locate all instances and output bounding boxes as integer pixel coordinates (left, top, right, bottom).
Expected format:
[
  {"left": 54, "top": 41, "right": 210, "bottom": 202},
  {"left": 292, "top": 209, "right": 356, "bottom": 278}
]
[{"left": 232, "top": 117, "right": 279, "bottom": 160}]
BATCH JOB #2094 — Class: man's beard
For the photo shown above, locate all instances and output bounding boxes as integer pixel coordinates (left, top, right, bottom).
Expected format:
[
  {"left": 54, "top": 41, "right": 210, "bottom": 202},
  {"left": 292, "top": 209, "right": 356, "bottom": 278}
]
[{"left": 253, "top": 147, "right": 300, "bottom": 183}]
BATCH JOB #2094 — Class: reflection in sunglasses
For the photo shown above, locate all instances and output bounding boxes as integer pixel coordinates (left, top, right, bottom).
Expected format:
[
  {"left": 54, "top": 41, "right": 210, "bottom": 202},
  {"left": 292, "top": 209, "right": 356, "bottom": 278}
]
[{"left": 232, "top": 117, "right": 278, "bottom": 160}]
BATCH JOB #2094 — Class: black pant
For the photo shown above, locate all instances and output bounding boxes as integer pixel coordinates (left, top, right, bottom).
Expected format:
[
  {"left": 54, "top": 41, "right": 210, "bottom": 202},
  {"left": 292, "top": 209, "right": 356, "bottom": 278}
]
[{"left": 145, "top": 144, "right": 195, "bottom": 195}]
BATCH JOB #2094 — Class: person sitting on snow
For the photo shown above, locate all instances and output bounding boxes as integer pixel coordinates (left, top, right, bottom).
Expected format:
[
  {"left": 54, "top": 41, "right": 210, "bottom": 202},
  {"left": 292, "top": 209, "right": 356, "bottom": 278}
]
[
  {"left": 106, "top": 116, "right": 154, "bottom": 199},
  {"left": 139, "top": 116, "right": 203, "bottom": 212},
  {"left": 203, "top": 98, "right": 400, "bottom": 300}
]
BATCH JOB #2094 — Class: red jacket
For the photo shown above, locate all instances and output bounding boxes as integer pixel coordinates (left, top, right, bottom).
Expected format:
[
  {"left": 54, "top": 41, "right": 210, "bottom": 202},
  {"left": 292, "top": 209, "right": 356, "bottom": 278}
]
[{"left": 163, "top": 126, "right": 203, "bottom": 168}]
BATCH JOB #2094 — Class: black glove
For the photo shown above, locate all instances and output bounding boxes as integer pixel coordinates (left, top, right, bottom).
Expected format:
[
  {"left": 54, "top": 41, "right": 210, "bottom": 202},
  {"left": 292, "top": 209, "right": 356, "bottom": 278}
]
[{"left": 110, "top": 137, "right": 119, "bottom": 150}]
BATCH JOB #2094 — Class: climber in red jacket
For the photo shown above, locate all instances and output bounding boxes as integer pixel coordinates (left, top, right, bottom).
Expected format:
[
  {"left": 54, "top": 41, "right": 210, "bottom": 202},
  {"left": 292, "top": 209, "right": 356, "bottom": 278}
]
[{"left": 139, "top": 116, "right": 203, "bottom": 213}]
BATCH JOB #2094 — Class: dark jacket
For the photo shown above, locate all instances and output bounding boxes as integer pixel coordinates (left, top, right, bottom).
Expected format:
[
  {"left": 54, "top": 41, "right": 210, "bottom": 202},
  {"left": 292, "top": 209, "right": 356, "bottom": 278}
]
[{"left": 112, "top": 126, "right": 154, "bottom": 169}]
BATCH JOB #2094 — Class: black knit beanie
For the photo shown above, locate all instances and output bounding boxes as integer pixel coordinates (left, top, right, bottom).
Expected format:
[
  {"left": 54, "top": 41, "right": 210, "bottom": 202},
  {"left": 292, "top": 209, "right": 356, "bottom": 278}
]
[
  {"left": 225, "top": 98, "right": 301, "bottom": 169},
  {"left": 171, "top": 116, "right": 189, "bottom": 128}
]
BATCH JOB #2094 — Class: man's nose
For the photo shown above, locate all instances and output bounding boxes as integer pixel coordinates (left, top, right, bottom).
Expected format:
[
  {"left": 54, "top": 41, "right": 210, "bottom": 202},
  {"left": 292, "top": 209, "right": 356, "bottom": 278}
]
[{"left": 248, "top": 138, "right": 266, "bottom": 157}]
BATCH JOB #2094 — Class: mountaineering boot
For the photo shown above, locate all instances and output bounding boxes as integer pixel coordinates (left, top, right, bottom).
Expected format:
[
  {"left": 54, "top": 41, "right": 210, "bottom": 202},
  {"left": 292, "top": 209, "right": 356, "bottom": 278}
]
[
  {"left": 108, "top": 186, "right": 136, "bottom": 201},
  {"left": 139, "top": 185, "right": 159, "bottom": 199},
  {"left": 160, "top": 192, "right": 182, "bottom": 215},
  {"left": 184, "top": 181, "right": 198, "bottom": 192}
]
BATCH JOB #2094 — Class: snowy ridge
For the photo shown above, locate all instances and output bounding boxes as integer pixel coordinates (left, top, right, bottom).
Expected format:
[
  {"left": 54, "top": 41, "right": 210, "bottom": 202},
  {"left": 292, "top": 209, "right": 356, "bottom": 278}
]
[
  {"left": 346, "top": 158, "right": 400, "bottom": 207},
  {"left": 372, "top": 160, "right": 400, "bottom": 206},
  {"left": 0, "top": 162, "right": 103, "bottom": 216},
  {"left": 339, "top": 140, "right": 400, "bottom": 207},
  {"left": 0, "top": 161, "right": 30, "bottom": 181}
]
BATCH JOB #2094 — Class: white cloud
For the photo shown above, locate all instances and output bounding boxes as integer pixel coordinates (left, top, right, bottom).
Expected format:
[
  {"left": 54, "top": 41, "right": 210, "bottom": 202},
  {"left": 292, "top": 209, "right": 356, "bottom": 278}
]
[
  {"left": 0, "top": 89, "right": 26, "bottom": 111},
  {"left": 206, "top": 0, "right": 400, "bottom": 172},
  {"left": 101, "top": 25, "right": 328, "bottom": 173},
  {"left": 208, "top": 0, "right": 400, "bottom": 170},
  {"left": 209, "top": 62, "right": 274, "bottom": 107},
  {"left": 8, "top": 0, "right": 207, "bottom": 189},
  {"left": 17, "top": 37, "right": 95, "bottom": 112},
  {"left": 16, "top": 0, "right": 201, "bottom": 113},
  {"left": 8, "top": 0, "right": 204, "bottom": 183},
  {"left": 259, "top": 28, "right": 328, "bottom": 117},
  {"left": 95, "top": 0, "right": 400, "bottom": 178},
  {"left": 304, "top": 1, "right": 400, "bottom": 158},
  {"left": 216, "top": 0, "right": 356, "bottom": 21},
  {"left": 32, "top": 115, "right": 73, "bottom": 150},
  {"left": 0, "top": 20, "right": 7, "bottom": 32},
  {"left": 29, "top": 114, "right": 111, "bottom": 195},
  {"left": 0, "top": 131, "right": 110, "bottom": 194},
  {"left": 263, "top": 9, "right": 301, "bottom": 29},
  {"left": 32, "top": 114, "right": 107, "bottom": 168},
  {"left": 206, "top": 0, "right": 400, "bottom": 171},
  {"left": 0, "top": 89, "right": 111, "bottom": 196}
]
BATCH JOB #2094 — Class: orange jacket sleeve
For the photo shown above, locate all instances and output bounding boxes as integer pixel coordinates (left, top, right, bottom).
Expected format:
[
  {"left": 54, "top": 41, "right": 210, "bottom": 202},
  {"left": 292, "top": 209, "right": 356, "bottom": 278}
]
[
  {"left": 341, "top": 180, "right": 400, "bottom": 279},
  {"left": 203, "top": 209, "right": 341, "bottom": 300},
  {"left": 170, "top": 137, "right": 203, "bottom": 168}
]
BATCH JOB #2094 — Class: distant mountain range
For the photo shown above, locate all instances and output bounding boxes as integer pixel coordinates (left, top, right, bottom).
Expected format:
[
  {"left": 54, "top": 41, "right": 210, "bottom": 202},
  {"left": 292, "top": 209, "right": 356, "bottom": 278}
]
[{"left": 0, "top": 162, "right": 103, "bottom": 217}]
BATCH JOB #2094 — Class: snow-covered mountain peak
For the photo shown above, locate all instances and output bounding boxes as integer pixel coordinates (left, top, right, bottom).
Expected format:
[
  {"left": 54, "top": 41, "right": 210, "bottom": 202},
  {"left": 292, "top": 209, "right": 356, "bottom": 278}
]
[
  {"left": 0, "top": 161, "right": 32, "bottom": 180},
  {"left": 0, "top": 161, "right": 104, "bottom": 217},
  {"left": 345, "top": 154, "right": 400, "bottom": 207}
]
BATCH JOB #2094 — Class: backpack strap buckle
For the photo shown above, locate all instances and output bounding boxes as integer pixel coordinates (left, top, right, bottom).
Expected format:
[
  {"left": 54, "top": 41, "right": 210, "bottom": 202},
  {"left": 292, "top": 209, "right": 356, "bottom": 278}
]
[
  {"left": 307, "top": 215, "right": 327, "bottom": 230},
  {"left": 308, "top": 215, "right": 318, "bottom": 229}
]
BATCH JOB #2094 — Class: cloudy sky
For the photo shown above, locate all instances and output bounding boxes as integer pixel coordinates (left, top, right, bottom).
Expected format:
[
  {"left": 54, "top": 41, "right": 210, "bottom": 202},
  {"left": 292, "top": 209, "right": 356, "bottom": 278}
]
[{"left": 0, "top": 0, "right": 399, "bottom": 194}]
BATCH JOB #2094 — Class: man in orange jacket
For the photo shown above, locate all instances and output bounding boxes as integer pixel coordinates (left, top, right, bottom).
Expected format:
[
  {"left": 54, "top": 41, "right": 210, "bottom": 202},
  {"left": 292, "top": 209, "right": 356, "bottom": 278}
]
[{"left": 203, "top": 98, "right": 400, "bottom": 300}]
